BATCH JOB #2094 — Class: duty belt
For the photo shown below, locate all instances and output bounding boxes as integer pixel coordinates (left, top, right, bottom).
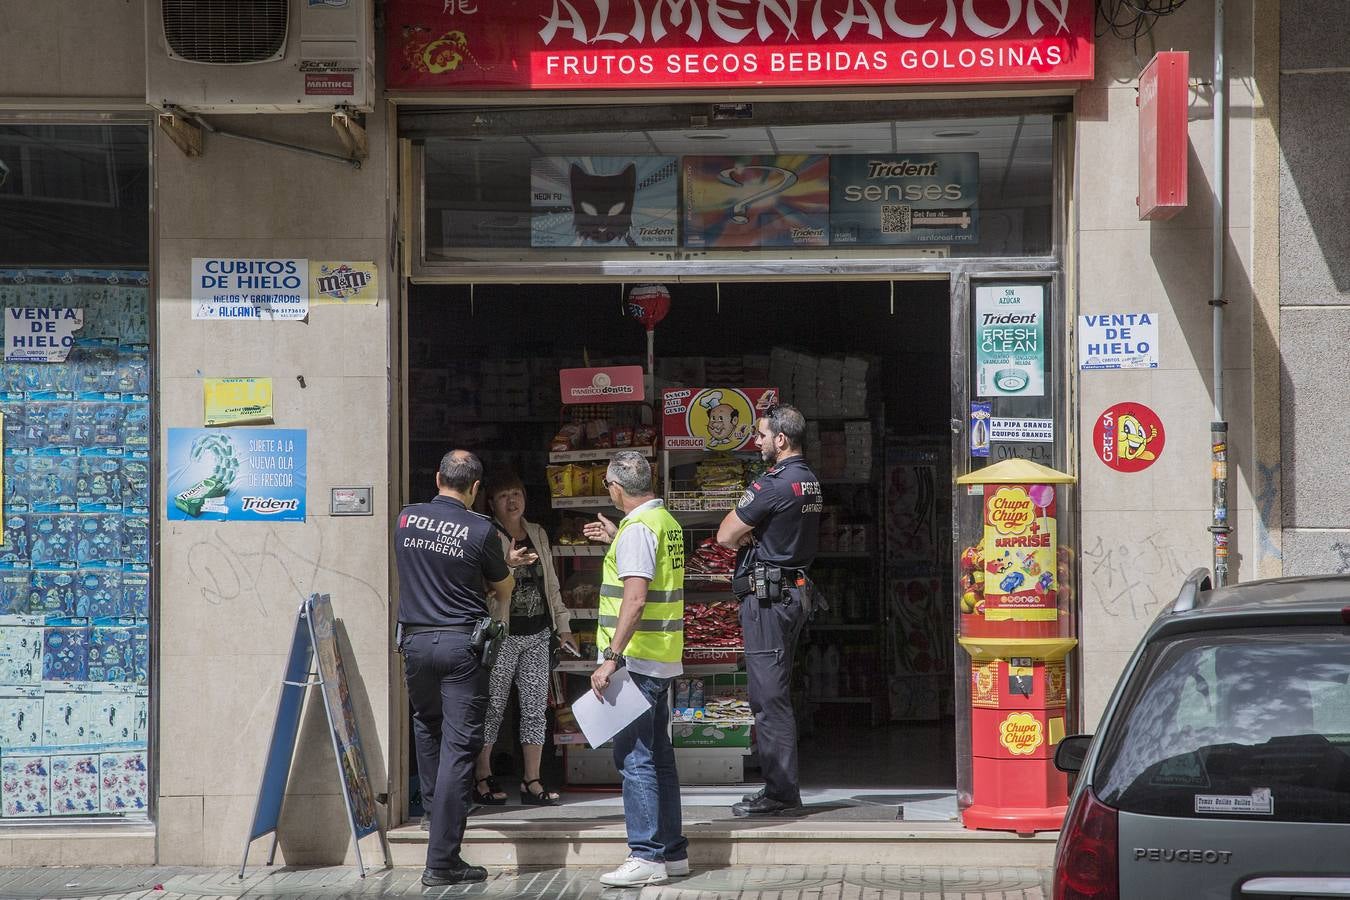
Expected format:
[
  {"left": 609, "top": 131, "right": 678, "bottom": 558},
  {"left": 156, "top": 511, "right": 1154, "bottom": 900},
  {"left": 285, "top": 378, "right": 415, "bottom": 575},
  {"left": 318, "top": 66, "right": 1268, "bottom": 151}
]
[
  {"left": 731, "top": 566, "right": 808, "bottom": 597},
  {"left": 402, "top": 623, "right": 476, "bottom": 635}
]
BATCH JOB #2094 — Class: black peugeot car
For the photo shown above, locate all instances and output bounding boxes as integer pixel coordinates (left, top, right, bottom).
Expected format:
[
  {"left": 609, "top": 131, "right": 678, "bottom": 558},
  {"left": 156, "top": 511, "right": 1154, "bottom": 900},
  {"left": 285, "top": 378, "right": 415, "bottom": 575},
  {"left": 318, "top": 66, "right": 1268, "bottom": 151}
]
[{"left": 1053, "top": 571, "right": 1350, "bottom": 899}]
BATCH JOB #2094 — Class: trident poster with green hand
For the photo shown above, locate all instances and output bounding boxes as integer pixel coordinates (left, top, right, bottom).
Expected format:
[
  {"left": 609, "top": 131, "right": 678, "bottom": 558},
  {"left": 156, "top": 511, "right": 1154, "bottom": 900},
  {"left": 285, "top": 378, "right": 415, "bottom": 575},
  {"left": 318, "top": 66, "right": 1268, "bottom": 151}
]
[
  {"left": 166, "top": 428, "right": 306, "bottom": 521},
  {"left": 974, "top": 284, "right": 1045, "bottom": 397}
]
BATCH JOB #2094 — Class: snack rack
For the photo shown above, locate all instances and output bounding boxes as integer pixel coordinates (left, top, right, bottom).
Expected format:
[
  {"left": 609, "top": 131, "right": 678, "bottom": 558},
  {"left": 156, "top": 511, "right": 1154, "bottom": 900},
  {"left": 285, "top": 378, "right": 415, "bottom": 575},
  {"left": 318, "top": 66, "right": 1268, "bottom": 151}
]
[
  {"left": 547, "top": 457, "right": 754, "bottom": 786},
  {"left": 657, "top": 445, "right": 757, "bottom": 783}
]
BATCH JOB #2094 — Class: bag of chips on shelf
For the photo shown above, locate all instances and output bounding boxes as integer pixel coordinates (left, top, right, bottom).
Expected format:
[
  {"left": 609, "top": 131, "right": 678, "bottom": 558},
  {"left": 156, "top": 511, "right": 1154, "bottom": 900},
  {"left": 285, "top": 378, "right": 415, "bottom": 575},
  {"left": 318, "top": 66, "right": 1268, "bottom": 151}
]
[{"left": 549, "top": 424, "right": 583, "bottom": 452}]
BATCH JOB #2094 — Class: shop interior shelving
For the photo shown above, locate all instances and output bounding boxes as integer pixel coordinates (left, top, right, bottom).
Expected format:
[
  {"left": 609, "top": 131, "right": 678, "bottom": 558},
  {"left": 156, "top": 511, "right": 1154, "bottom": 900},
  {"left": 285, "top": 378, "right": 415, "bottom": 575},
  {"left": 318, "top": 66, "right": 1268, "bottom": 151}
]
[
  {"left": 659, "top": 446, "right": 756, "bottom": 783},
  {"left": 800, "top": 414, "right": 888, "bottom": 728}
]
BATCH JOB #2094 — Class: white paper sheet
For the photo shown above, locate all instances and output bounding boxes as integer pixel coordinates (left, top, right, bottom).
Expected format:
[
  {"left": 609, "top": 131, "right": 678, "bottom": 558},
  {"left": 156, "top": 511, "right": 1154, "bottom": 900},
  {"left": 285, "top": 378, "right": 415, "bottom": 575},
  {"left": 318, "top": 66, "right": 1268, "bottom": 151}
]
[{"left": 570, "top": 667, "right": 652, "bottom": 748}]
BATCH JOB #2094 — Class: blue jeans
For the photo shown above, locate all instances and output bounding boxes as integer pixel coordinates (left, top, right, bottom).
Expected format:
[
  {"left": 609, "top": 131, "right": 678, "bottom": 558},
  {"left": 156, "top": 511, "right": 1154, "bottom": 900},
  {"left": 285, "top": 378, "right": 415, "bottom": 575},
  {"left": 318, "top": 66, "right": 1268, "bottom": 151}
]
[{"left": 611, "top": 672, "right": 688, "bottom": 864}]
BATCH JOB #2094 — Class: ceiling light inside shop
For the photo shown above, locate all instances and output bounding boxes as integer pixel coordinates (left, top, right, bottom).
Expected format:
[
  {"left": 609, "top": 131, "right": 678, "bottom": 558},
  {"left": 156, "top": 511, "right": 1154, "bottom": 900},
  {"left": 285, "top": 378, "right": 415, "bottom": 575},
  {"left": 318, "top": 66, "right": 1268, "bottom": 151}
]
[
  {"left": 816, "top": 143, "right": 852, "bottom": 150},
  {"left": 685, "top": 133, "right": 729, "bottom": 140},
  {"left": 933, "top": 129, "right": 979, "bottom": 138}
]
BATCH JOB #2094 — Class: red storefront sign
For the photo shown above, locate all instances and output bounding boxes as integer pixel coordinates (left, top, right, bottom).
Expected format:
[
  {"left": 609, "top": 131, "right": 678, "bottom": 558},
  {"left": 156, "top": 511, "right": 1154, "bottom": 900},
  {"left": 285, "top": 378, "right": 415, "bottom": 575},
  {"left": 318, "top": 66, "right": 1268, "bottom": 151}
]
[
  {"left": 1137, "top": 50, "right": 1189, "bottom": 220},
  {"left": 387, "top": 0, "right": 1095, "bottom": 92}
]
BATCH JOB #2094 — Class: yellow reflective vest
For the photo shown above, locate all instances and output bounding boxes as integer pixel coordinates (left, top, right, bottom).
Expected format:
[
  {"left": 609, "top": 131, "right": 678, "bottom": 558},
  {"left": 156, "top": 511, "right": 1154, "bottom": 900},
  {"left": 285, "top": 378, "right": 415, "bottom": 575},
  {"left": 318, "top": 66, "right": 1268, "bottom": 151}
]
[{"left": 597, "top": 502, "right": 685, "bottom": 664}]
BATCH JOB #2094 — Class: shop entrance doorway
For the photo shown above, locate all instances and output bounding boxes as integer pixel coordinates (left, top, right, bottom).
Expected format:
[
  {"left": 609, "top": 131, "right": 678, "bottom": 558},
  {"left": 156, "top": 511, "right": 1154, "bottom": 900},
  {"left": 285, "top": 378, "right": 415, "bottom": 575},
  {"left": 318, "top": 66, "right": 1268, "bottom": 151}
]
[{"left": 402, "top": 278, "right": 955, "bottom": 823}]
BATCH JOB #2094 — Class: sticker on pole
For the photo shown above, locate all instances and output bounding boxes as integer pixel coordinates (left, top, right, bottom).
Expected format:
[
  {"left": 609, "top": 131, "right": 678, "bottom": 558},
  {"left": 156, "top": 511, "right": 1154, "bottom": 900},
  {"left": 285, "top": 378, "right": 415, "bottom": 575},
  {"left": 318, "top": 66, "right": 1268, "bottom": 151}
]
[{"left": 1093, "top": 403, "right": 1165, "bottom": 472}]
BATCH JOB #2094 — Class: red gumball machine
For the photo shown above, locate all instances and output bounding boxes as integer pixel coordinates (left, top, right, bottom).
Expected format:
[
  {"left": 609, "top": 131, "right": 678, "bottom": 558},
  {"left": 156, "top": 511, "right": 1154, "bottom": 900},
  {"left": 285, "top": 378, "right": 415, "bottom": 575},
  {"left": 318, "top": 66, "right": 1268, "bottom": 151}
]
[{"left": 954, "top": 459, "right": 1077, "bottom": 834}]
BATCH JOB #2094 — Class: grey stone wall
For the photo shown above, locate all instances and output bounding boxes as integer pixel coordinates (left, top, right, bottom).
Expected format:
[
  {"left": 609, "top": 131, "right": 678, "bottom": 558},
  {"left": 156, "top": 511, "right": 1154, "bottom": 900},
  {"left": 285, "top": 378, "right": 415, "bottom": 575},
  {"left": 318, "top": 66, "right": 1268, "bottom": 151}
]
[
  {"left": 1279, "top": 0, "right": 1350, "bottom": 573},
  {"left": 1075, "top": 0, "right": 1257, "bottom": 725}
]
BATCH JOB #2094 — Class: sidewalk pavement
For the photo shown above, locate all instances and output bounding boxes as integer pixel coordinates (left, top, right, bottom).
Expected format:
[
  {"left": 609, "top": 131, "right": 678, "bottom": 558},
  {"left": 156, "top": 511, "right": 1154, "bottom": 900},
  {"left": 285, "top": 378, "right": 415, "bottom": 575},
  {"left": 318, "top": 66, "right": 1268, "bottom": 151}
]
[{"left": 0, "top": 864, "right": 1051, "bottom": 899}]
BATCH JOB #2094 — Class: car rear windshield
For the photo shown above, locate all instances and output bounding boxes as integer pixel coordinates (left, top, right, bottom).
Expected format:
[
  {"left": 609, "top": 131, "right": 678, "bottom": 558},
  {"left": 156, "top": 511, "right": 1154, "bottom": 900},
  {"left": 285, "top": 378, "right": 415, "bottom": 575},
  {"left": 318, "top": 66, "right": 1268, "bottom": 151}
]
[{"left": 1094, "top": 627, "right": 1350, "bottom": 823}]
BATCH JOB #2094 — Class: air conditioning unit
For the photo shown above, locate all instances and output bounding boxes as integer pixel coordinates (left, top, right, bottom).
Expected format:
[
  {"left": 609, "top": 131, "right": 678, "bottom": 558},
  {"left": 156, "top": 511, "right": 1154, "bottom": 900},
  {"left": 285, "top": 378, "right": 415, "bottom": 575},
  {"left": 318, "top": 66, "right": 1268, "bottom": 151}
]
[{"left": 147, "top": 0, "right": 373, "bottom": 114}]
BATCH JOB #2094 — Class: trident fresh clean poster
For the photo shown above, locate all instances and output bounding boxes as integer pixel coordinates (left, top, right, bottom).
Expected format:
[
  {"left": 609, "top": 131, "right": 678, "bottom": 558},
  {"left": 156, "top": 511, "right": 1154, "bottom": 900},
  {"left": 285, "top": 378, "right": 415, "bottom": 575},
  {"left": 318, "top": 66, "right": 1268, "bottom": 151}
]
[{"left": 974, "top": 284, "right": 1045, "bottom": 398}]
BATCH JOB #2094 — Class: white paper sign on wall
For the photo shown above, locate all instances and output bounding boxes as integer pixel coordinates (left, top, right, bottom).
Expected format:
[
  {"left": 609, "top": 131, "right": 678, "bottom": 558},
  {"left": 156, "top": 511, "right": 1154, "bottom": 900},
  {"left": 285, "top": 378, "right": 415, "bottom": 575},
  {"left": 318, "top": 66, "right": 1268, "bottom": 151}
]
[
  {"left": 191, "top": 259, "right": 310, "bottom": 321},
  {"left": 1078, "top": 313, "right": 1159, "bottom": 370},
  {"left": 5, "top": 308, "right": 84, "bottom": 362},
  {"left": 989, "top": 417, "right": 1054, "bottom": 443}
]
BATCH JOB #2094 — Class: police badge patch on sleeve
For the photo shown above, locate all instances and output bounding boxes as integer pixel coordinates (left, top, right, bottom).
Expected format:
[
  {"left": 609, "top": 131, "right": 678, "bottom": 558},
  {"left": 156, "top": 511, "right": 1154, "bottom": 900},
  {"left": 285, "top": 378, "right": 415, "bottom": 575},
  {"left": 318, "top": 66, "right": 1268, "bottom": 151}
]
[{"left": 738, "top": 489, "right": 755, "bottom": 508}]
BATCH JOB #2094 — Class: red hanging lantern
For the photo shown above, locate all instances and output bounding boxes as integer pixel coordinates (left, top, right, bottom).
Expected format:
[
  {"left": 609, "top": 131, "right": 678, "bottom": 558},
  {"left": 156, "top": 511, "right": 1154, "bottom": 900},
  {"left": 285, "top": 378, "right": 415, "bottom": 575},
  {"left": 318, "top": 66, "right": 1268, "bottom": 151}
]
[{"left": 627, "top": 283, "right": 671, "bottom": 333}]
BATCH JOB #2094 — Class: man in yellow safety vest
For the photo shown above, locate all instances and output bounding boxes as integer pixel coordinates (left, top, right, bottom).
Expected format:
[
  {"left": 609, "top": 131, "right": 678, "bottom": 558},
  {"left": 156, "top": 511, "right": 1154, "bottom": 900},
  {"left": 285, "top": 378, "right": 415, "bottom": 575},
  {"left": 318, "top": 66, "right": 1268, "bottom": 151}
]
[{"left": 583, "top": 450, "right": 690, "bottom": 887}]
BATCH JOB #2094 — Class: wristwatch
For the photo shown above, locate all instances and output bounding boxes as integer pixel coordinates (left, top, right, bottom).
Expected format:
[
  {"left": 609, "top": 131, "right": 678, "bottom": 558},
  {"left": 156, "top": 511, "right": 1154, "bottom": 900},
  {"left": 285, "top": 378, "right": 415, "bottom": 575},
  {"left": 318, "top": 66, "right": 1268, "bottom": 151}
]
[{"left": 602, "top": 646, "right": 624, "bottom": 664}]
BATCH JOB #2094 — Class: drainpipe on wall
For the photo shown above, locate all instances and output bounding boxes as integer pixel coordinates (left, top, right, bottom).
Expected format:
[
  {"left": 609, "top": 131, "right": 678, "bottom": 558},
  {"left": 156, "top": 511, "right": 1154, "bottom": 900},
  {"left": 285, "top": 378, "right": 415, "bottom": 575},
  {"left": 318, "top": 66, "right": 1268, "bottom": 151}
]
[{"left": 1210, "top": 0, "right": 1232, "bottom": 585}]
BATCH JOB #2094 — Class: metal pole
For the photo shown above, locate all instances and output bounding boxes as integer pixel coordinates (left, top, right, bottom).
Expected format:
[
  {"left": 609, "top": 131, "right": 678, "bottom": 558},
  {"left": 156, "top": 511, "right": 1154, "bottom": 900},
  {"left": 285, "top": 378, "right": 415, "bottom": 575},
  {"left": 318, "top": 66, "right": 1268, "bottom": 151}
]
[{"left": 1210, "top": 0, "right": 1232, "bottom": 585}]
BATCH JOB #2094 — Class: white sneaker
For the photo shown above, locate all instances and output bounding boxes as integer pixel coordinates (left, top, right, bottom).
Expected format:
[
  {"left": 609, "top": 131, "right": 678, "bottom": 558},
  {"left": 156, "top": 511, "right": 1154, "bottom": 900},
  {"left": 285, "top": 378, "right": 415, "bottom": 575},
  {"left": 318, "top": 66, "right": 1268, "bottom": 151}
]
[
  {"left": 599, "top": 856, "right": 668, "bottom": 886},
  {"left": 665, "top": 858, "right": 690, "bottom": 877}
]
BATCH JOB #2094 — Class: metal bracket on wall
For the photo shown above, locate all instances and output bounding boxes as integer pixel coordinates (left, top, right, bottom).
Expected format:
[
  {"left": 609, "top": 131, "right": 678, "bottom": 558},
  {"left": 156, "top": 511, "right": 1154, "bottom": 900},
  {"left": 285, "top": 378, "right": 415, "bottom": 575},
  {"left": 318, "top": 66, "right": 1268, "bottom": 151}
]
[
  {"left": 332, "top": 110, "right": 368, "bottom": 163},
  {"left": 157, "top": 105, "right": 363, "bottom": 169},
  {"left": 157, "top": 109, "right": 202, "bottom": 158}
]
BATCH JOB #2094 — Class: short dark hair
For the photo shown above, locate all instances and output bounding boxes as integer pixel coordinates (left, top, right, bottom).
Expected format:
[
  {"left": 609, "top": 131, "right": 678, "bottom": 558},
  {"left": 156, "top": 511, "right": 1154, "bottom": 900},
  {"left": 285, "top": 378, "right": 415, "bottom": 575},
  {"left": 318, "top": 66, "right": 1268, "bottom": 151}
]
[
  {"left": 438, "top": 450, "right": 483, "bottom": 492},
  {"left": 484, "top": 468, "right": 524, "bottom": 500},
  {"left": 760, "top": 404, "right": 807, "bottom": 450}
]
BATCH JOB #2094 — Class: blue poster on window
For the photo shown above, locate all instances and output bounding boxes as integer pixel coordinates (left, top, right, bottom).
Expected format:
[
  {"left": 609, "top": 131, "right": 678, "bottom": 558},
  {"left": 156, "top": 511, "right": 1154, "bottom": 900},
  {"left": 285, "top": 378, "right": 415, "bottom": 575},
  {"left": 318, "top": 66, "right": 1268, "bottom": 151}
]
[
  {"left": 829, "top": 152, "right": 980, "bottom": 245},
  {"left": 166, "top": 428, "right": 305, "bottom": 522}
]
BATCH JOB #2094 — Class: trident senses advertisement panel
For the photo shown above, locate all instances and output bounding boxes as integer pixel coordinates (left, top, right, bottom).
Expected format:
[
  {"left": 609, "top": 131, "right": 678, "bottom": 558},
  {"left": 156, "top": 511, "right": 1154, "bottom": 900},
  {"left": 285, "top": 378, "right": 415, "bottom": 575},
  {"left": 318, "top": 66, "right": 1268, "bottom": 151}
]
[
  {"left": 166, "top": 429, "right": 306, "bottom": 522},
  {"left": 830, "top": 153, "right": 980, "bottom": 245}
]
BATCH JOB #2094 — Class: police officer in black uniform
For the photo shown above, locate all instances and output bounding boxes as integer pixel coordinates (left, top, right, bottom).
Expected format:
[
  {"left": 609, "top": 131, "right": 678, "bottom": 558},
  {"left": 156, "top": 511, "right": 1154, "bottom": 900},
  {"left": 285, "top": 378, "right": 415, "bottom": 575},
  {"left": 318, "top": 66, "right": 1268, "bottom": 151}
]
[
  {"left": 716, "top": 404, "right": 821, "bottom": 817},
  {"left": 395, "top": 449, "right": 515, "bottom": 886}
]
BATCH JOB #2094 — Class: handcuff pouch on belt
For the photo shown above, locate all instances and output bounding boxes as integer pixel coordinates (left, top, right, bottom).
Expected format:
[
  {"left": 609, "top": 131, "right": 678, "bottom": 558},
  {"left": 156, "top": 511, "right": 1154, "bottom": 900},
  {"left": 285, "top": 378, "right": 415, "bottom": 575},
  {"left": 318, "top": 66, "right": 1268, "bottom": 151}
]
[
  {"left": 731, "top": 561, "right": 785, "bottom": 602},
  {"left": 471, "top": 617, "right": 507, "bottom": 668}
]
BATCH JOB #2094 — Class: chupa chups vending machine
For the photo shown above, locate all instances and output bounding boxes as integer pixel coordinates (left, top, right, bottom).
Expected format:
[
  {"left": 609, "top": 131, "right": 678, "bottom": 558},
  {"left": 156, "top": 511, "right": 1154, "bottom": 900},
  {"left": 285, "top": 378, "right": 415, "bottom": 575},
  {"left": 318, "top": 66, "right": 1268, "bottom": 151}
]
[{"left": 954, "top": 459, "right": 1077, "bottom": 833}]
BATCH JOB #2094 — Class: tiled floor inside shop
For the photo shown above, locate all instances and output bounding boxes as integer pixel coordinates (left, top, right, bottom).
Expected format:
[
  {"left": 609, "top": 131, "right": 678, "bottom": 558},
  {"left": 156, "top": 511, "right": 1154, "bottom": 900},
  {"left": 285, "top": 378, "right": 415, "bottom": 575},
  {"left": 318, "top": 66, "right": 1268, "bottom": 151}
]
[
  {"left": 454, "top": 784, "right": 958, "bottom": 828},
  {"left": 439, "top": 722, "right": 959, "bottom": 828}
]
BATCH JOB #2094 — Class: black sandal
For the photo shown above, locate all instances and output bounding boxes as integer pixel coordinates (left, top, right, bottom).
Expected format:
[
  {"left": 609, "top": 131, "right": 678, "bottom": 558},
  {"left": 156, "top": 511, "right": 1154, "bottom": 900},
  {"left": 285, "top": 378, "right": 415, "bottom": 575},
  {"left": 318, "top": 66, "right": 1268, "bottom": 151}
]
[
  {"left": 474, "top": 776, "right": 507, "bottom": 805},
  {"left": 520, "top": 778, "right": 559, "bottom": 806}
]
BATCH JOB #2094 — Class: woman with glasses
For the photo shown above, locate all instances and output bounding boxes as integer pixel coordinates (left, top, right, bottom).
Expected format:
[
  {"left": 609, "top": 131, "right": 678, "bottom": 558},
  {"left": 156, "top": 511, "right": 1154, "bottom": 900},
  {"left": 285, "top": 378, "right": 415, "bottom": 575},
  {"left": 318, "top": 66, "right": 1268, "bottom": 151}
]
[{"left": 474, "top": 470, "right": 578, "bottom": 806}]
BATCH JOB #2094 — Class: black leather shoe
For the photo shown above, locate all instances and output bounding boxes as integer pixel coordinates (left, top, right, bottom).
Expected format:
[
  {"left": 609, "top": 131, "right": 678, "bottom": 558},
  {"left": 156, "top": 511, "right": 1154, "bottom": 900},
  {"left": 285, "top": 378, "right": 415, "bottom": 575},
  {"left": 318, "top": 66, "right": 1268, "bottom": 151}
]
[
  {"left": 741, "top": 786, "right": 766, "bottom": 803},
  {"left": 422, "top": 864, "right": 488, "bottom": 886},
  {"left": 731, "top": 796, "right": 803, "bottom": 817}
]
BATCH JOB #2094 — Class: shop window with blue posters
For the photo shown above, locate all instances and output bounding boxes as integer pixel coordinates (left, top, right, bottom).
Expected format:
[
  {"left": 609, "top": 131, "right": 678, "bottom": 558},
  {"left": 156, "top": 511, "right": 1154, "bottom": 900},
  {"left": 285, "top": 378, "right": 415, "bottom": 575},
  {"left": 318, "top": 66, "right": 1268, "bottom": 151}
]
[{"left": 0, "top": 269, "right": 151, "bottom": 818}]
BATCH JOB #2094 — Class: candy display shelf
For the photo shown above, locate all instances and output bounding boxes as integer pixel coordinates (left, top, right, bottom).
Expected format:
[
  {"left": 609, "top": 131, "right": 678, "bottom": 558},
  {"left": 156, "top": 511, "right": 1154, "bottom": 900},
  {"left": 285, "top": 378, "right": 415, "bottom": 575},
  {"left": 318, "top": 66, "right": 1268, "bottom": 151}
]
[
  {"left": 551, "top": 496, "right": 619, "bottom": 510},
  {"left": 551, "top": 544, "right": 606, "bottom": 557},
  {"left": 548, "top": 445, "right": 655, "bottom": 463}
]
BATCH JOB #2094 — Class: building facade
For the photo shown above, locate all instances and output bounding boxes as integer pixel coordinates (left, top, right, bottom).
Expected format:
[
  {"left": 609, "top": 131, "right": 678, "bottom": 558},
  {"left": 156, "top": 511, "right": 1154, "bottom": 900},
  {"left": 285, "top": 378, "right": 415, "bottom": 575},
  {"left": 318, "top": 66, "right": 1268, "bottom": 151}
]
[{"left": 0, "top": 0, "right": 1307, "bottom": 867}]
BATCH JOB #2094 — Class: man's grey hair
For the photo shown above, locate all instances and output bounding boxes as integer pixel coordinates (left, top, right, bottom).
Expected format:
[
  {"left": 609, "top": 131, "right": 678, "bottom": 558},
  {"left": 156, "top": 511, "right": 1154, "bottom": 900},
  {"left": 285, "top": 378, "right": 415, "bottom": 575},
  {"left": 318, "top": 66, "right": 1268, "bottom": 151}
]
[
  {"left": 438, "top": 449, "right": 483, "bottom": 492},
  {"left": 762, "top": 403, "right": 807, "bottom": 450},
  {"left": 607, "top": 450, "right": 653, "bottom": 496}
]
